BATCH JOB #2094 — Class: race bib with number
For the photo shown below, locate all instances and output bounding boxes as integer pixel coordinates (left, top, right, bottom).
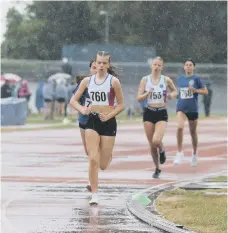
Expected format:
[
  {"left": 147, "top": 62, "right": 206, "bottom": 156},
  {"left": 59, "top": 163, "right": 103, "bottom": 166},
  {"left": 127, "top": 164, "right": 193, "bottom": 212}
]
[
  {"left": 85, "top": 98, "right": 91, "bottom": 107},
  {"left": 147, "top": 91, "right": 164, "bottom": 104},
  {"left": 149, "top": 91, "right": 162, "bottom": 100},
  {"left": 89, "top": 90, "right": 108, "bottom": 105},
  {"left": 180, "top": 88, "right": 193, "bottom": 99}
]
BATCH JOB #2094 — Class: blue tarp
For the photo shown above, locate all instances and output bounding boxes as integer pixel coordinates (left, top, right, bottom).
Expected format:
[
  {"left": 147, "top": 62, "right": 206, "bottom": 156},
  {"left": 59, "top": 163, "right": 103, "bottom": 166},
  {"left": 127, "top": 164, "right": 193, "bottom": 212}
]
[
  {"left": 62, "top": 43, "right": 156, "bottom": 62},
  {"left": 1, "top": 97, "right": 28, "bottom": 126}
]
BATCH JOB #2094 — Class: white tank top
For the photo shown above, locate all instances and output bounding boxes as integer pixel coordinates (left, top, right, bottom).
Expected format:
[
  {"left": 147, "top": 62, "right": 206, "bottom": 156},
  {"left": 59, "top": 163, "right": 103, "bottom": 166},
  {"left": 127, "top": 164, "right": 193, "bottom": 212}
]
[
  {"left": 144, "top": 75, "right": 167, "bottom": 104},
  {"left": 87, "top": 74, "right": 115, "bottom": 106}
]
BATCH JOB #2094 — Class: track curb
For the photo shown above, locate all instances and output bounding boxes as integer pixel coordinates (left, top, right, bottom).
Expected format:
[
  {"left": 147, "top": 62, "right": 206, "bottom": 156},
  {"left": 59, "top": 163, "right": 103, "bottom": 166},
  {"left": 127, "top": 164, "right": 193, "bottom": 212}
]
[{"left": 126, "top": 172, "right": 226, "bottom": 233}]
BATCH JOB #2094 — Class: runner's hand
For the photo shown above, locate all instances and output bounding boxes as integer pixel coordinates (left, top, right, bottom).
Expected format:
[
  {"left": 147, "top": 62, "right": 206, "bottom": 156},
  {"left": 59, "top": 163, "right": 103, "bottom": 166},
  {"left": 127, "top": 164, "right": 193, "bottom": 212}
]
[
  {"left": 188, "top": 86, "right": 197, "bottom": 93},
  {"left": 99, "top": 113, "right": 109, "bottom": 122},
  {"left": 147, "top": 88, "right": 153, "bottom": 96},
  {"left": 81, "top": 106, "right": 91, "bottom": 115}
]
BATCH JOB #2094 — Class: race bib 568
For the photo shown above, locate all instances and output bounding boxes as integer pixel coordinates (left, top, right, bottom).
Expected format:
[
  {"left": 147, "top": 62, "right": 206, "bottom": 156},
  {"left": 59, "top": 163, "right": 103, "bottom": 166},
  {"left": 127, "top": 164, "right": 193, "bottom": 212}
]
[{"left": 180, "top": 88, "right": 193, "bottom": 99}]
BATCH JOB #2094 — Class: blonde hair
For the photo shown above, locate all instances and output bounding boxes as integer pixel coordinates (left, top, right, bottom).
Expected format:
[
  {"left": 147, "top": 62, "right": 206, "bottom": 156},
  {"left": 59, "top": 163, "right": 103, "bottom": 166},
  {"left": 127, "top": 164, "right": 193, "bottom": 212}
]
[{"left": 153, "top": 56, "right": 164, "bottom": 63}]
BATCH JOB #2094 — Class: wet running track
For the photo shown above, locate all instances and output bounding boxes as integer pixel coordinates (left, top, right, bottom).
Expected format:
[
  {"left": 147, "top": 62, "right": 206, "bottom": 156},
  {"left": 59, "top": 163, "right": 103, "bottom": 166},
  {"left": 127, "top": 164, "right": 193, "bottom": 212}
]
[{"left": 2, "top": 118, "right": 227, "bottom": 233}]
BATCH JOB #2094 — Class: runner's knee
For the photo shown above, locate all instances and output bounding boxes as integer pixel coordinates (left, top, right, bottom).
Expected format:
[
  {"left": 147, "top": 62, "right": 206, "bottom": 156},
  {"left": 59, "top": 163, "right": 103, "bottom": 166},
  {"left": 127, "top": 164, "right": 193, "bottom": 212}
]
[
  {"left": 152, "top": 139, "right": 161, "bottom": 148},
  {"left": 100, "top": 163, "right": 108, "bottom": 170},
  {"left": 100, "top": 154, "right": 112, "bottom": 170},
  {"left": 89, "top": 152, "right": 99, "bottom": 167},
  {"left": 177, "top": 123, "right": 184, "bottom": 131},
  {"left": 89, "top": 157, "right": 99, "bottom": 168},
  {"left": 189, "top": 127, "right": 197, "bottom": 136}
]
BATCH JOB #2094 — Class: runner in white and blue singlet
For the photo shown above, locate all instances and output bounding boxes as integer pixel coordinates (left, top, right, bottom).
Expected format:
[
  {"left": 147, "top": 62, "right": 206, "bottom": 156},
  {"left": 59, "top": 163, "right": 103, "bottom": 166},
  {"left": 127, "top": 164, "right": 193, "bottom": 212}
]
[
  {"left": 173, "top": 59, "right": 208, "bottom": 167},
  {"left": 137, "top": 56, "right": 177, "bottom": 179}
]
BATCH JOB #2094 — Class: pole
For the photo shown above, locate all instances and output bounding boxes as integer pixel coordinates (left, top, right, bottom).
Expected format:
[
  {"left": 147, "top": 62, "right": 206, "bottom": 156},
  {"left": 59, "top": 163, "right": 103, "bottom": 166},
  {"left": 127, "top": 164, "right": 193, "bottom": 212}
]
[{"left": 105, "top": 12, "right": 109, "bottom": 44}]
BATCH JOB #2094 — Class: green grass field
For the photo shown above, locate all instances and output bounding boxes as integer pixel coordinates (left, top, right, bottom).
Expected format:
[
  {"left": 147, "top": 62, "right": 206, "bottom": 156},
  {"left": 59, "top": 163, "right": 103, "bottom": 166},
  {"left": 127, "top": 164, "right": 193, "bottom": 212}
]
[
  {"left": 208, "top": 176, "right": 228, "bottom": 183},
  {"left": 156, "top": 185, "right": 227, "bottom": 233}
]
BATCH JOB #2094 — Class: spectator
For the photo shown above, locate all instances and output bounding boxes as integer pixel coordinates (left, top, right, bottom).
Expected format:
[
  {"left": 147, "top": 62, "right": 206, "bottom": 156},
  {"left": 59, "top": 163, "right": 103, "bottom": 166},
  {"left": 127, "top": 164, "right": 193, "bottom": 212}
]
[
  {"left": 18, "top": 80, "right": 31, "bottom": 101},
  {"left": 17, "top": 80, "right": 31, "bottom": 115},
  {"left": 35, "top": 79, "right": 45, "bottom": 114},
  {"left": 43, "top": 80, "right": 55, "bottom": 120},
  {"left": 62, "top": 57, "right": 72, "bottom": 75},
  {"left": 11, "top": 82, "right": 20, "bottom": 98},
  {"left": 55, "top": 80, "right": 68, "bottom": 117},
  {"left": 1, "top": 80, "right": 12, "bottom": 98},
  {"left": 202, "top": 77, "right": 213, "bottom": 117}
]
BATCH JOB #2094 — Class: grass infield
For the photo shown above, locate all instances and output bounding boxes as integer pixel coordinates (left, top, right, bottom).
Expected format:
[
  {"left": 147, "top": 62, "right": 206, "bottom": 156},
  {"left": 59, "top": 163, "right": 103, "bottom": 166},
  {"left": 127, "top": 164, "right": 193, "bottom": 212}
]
[{"left": 156, "top": 186, "right": 227, "bottom": 233}]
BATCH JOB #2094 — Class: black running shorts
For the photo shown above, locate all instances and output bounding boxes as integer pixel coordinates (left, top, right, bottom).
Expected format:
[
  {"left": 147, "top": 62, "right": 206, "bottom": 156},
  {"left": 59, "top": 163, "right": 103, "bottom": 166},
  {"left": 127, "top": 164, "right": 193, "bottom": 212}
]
[
  {"left": 79, "top": 122, "right": 86, "bottom": 130},
  {"left": 184, "top": 112, "right": 199, "bottom": 121},
  {"left": 143, "top": 107, "right": 168, "bottom": 124},
  {"left": 85, "top": 113, "right": 117, "bottom": 136}
]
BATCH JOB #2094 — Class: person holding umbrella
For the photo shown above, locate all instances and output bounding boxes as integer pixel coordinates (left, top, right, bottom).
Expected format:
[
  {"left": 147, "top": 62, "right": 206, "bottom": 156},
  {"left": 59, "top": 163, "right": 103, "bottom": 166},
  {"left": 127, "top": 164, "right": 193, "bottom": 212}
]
[
  {"left": 1, "top": 79, "right": 12, "bottom": 98},
  {"left": 1, "top": 73, "right": 21, "bottom": 98}
]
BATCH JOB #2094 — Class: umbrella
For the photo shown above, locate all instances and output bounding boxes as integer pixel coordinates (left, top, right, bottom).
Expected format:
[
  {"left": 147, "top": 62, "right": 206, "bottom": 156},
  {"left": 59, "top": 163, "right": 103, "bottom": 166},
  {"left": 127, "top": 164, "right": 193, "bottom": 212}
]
[
  {"left": 48, "top": 73, "right": 72, "bottom": 82},
  {"left": 1, "top": 73, "right": 22, "bottom": 86},
  {"left": 1, "top": 73, "right": 22, "bottom": 83}
]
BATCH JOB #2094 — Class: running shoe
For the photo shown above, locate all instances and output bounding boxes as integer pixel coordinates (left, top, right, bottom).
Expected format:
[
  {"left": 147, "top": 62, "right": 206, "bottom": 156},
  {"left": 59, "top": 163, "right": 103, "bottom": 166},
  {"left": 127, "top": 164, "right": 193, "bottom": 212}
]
[
  {"left": 152, "top": 168, "right": 161, "bottom": 179},
  {"left": 89, "top": 193, "right": 99, "bottom": 205},
  {"left": 190, "top": 154, "right": 198, "bottom": 167},
  {"left": 86, "top": 184, "right": 92, "bottom": 192},
  {"left": 173, "top": 152, "right": 184, "bottom": 166},
  {"left": 159, "top": 149, "right": 166, "bottom": 164}
]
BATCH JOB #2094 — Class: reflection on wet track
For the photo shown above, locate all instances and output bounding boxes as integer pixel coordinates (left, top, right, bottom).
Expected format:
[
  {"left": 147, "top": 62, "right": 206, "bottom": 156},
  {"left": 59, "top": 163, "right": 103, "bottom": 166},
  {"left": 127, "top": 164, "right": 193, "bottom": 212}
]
[{"left": 2, "top": 183, "right": 165, "bottom": 233}]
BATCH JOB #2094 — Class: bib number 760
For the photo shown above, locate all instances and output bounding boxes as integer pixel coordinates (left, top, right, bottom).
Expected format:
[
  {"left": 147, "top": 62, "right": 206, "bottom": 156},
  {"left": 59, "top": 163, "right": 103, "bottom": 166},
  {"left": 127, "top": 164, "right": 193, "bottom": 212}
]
[{"left": 90, "top": 91, "right": 107, "bottom": 102}]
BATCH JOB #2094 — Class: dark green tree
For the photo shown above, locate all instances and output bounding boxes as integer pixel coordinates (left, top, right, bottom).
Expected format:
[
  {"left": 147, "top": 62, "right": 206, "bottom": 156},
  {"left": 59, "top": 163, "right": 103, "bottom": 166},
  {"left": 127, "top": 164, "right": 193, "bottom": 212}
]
[{"left": 1, "top": 1, "right": 226, "bottom": 63}]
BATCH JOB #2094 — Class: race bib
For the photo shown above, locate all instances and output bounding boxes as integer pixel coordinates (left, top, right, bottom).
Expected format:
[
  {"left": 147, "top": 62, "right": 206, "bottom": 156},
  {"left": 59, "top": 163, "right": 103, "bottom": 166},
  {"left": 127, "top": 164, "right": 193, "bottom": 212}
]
[
  {"left": 149, "top": 91, "right": 163, "bottom": 100},
  {"left": 90, "top": 90, "right": 108, "bottom": 105},
  {"left": 180, "top": 88, "right": 193, "bottom": 99},
  {"left": 85, "top": 98, "right": 91, "bottom": 107}
]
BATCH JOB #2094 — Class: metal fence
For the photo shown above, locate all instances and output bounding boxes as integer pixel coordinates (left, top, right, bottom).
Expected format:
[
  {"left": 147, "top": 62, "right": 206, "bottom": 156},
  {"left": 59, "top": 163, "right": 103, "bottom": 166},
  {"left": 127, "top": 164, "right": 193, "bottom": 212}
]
[{"left": 1, "top": 59, "right": 227, "bottom": 114}]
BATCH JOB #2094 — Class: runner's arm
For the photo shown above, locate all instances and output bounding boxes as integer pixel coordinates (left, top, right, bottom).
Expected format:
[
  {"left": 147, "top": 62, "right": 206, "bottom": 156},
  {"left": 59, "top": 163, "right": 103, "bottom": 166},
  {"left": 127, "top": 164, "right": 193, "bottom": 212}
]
[
  {"left": 70, "top": 78, "right": 89, "bottom": 112},
  {"left": 190, "top": 77, "right": 208, "bottom": 95},
  {"left": 195, "top": 78, "right": 208, "bottom": 95},
  {"left": 195, "top": 88, "right": 208, "bottom": 95},
  {"left": 166, "top": 76, "right": 177, "bottom": 99},
  {"left": 137, "top": 78, "right": 151, "bottom": 102}
]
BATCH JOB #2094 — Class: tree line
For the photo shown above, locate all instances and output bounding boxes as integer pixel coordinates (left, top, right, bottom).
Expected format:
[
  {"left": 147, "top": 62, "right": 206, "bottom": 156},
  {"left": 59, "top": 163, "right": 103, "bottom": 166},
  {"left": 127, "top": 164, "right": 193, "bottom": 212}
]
[{"left": 1, "top": 1, "right": 227, "bottom": 63}]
